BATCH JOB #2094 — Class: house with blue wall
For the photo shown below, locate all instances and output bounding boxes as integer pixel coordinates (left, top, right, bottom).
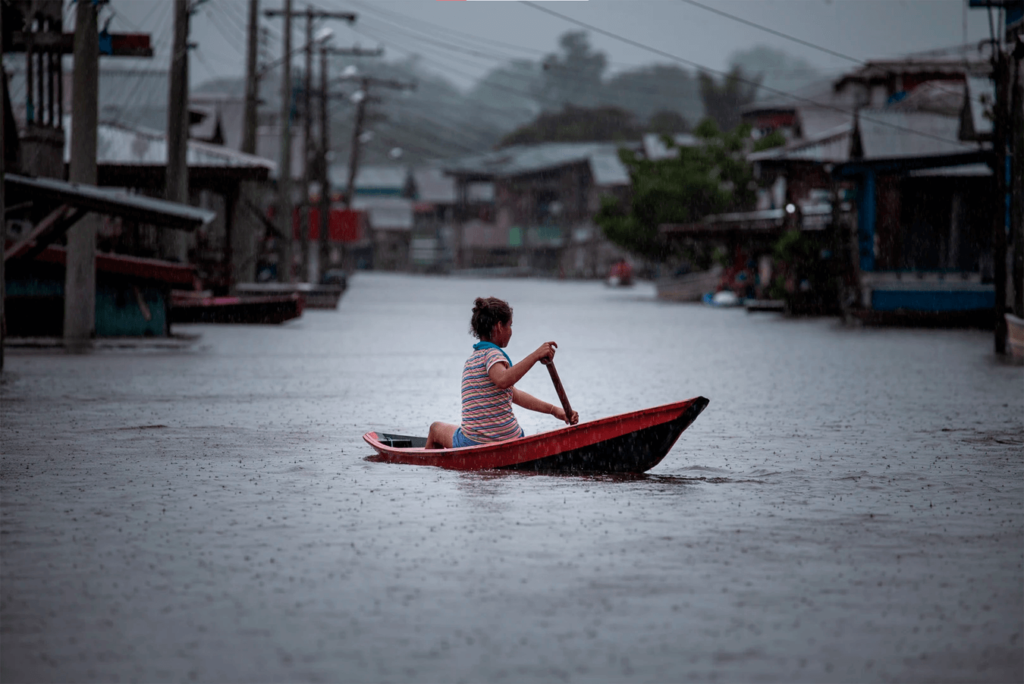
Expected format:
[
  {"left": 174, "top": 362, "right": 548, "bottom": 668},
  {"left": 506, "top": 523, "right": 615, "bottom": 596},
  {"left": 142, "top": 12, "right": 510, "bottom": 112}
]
[{"left": 743, "top": 52, "right": 1004, "bottom": 324}]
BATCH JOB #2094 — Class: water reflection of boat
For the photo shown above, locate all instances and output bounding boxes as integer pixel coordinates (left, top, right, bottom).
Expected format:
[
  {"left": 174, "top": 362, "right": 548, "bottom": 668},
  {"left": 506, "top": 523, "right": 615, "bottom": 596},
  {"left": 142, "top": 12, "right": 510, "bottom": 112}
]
[
  {"left": 170, "top": 291, "right": 303, "bottom": 324},
  {"left": 656, "top": 267, "right": 722, "bottom": 302},
  {"left": 363, "top": 396, "right": 709, "bottom": 473}
]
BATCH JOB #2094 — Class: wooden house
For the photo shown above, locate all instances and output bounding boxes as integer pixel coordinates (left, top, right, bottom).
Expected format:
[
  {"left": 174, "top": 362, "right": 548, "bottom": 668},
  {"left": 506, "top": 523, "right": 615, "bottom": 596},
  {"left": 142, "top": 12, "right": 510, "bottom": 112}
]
[{"left": 444, "top": 142, "right": 635, "bottom": 277}]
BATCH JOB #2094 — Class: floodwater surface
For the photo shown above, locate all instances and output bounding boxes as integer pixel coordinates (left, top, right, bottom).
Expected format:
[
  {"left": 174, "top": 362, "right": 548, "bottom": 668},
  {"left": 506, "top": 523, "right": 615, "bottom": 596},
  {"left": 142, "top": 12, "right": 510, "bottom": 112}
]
[{"left": 2, "top": 273, "right": 1022, "bottom": 682}]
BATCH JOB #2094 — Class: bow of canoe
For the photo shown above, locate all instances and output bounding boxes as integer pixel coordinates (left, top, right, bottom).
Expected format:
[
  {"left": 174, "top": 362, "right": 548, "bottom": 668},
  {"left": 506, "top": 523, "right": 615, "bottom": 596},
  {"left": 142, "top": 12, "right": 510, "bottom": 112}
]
[{"left": 362, "top": 396, "right": 710, "bottom": 473}]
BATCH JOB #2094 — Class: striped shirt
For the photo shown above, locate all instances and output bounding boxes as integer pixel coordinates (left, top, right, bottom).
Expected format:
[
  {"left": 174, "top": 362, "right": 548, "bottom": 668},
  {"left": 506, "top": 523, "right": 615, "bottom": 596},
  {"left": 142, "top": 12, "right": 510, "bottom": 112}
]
[{"left": 460, "top": 347, "right": 522, "bottom": 443}]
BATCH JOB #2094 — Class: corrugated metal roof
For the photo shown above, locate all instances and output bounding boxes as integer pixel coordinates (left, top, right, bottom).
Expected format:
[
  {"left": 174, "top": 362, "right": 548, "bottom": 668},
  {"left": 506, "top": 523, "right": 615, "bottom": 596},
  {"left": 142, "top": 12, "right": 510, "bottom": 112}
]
[
  {"left": 62, "top": 117, "right": 276, "bottom": 172},
  {"left": 797, "top": 108, "right": 854, "bottom": 139},
  {"left": 5, "top": 174, "right": 215, "bottom": 230},
  {"left": 412, "top": 167, "right": 456, "bottom": 204},
  {"left": 834, "top": 56, "right": 990, "bottom": 90},
  {"left": 352, "top": 196, "right": 414, "bottom": 231},
  {"left": 748, "top": 123, "right": 853, "bottom": 164},
  {"left": 642, "top": 133, "right": 699, "bottom": 161},
  {"left": 588, "top": 148, "right": 630, "bottom": 185},
  {"left": 856, "top": 110, "right": 978, "bottom": 160},
  {"left": 445, "top": 142, "right": 636, "bottom": 186},
  {"left": 330, "top": 165, "right": 409, "bottom": 193}
]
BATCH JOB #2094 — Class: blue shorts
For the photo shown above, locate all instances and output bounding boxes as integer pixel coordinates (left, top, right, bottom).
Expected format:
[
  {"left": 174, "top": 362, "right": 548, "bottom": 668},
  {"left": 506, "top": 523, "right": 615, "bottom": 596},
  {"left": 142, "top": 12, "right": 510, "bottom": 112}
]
[
  {"left": 452, "top": 428, "right": 482, "bottom": 448},
  {"left": 453, "top": 427, "right": 523, "bottom": 448}
]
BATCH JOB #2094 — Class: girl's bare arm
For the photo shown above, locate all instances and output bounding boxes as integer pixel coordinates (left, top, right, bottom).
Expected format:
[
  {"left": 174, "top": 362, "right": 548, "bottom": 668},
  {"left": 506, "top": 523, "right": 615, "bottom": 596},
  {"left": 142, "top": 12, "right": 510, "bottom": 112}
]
[
  {"left": 488, "top": 342, "right": 557, "bottom": 390},
  {"left": 513, "top": 388, "right": 579, "bottom": 424}
]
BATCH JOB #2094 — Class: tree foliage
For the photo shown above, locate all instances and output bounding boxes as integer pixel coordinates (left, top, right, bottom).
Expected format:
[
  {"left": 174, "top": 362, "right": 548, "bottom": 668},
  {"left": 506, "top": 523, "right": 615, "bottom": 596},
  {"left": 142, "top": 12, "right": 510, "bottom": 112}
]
[
  {"left": 727, "top": 46, "right": 820, "bottom": 103},
  {"left": 498, "top": 105, "right": 641, "bottom": 147},
  {"left": 698, "top": 66, "right": 762, "bottom": 133},
  {"left": 535, "top": 31, "right": 607, "bottom": 109},
  {"left": 646, "top": 110, "right": 690, "bottom": 135},
  {"left": 601, "top": 64, "right": 701, "bottom": 127},
  {"left": 596, "top": 121, "right": 756, "bottom": 261}
]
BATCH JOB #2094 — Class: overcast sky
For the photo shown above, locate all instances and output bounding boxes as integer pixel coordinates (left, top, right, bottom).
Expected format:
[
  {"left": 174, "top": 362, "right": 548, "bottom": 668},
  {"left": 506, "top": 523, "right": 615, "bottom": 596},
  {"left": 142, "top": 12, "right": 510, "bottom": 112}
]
[{"left": 99, "top": 0, "right": 997, "bottom": 90}]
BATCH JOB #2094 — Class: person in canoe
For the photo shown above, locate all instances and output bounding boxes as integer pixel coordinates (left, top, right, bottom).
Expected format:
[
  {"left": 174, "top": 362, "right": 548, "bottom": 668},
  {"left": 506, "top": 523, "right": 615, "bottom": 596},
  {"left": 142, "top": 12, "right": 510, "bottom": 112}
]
[{"left": 425, "top": 296, "right": 580, "bottom": 449}]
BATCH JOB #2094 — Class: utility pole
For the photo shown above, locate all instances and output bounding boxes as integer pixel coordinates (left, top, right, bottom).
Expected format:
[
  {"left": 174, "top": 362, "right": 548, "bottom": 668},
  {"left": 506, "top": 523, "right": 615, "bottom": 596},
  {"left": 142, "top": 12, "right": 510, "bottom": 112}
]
[
  {"left": 318, "top": 43, "right": 330, "bottom": 281},
  {"left": 992, "top": 47, "right": 1009, "bottom": 354},
  {"left": 1, "top": 55, "right": 5, "bottom": 371},
  {"left": 64, "top": 0, "right": 99, "bottom": 352},
  {"left": 342, "top": 79, "right": 368, "bottom": 211},
  {"left": 266, "top": 6, "right": 355, "bottom": 284},
  {"left": 242, "top": 0, "right": 259, "bottom": 155},
  {"left": 164, "top": 0, "right": 190, "bottom": 264},
  {"left": 301, "top": 7, "right": 313, "bottom": 281},
  {"left": 342, "top": 75, "right": 414, "bottom": 209},
  {"left": 231, "top": 0, "right": 261, "bottom": 292},
  {"left": 1012, "top": 38, "right": 1023, "bottom": 320},
  {"left": 274, "top": 0, "right": 293, "bottom": 283},
  {"left": 317, "top": 46, "right": 383, "bottom": 278}
]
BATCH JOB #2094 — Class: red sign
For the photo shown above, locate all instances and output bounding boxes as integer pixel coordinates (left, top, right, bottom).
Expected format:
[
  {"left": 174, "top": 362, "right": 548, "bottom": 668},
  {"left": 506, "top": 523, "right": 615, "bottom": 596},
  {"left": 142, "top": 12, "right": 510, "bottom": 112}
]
[{"left": 292, "top": 208, "right": 363, "bottom": 243}]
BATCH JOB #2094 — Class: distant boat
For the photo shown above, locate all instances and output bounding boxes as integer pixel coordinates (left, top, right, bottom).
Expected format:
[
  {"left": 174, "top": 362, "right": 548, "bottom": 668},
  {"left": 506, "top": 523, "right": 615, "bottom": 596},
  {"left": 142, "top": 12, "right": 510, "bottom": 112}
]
[
  {"left": 235, "top": 280, "right": 346, "bottom": 310},
  {"left": 170, "top": 291, "right": 303, "bottom": 325},
  {"left": 656, "top": 266, "right": 722, "bottom": 302},
  {"left": 364, "top": 397, "right": 709, "bottom": 474}
]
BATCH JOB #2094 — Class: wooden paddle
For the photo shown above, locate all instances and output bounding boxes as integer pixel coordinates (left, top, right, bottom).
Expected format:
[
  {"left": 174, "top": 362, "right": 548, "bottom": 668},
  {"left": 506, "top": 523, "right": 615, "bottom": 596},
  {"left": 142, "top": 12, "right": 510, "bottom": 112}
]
[{"left": 540, "top": 358, "right": 575, "bottom": 425}]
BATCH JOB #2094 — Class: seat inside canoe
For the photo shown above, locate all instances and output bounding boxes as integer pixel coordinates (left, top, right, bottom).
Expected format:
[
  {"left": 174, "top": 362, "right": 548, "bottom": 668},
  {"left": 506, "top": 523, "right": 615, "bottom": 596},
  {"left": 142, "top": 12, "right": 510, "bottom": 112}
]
[{"left": 378, "top": 434, "right": 427, "bottom": 448}]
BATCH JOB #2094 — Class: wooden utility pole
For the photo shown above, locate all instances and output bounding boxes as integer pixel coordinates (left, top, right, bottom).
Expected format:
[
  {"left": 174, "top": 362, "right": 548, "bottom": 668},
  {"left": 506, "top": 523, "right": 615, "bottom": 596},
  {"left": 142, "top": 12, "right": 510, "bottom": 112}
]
[
  {"left": 318, "top": 46, "right": 383, "bottom": 277},
  {"left": 992, "top": 49, "right": 1009, "bottom": 354},
  {"left": 342, "top": 79, "right": 368, "bottom": 210},
  {"left": 265, "top": 5, "right": 355, "bottom": 284},
  {"left": 1, "top": 53, "right": 5, "bottom": 371},
  {"left": 242, "top": 0, "right": 259, "bottom": 155},
  {"left": 342, "top": 75, "right": 414, "bottom": 209},
  {"left": 232, "top": 0, "right": 261, "bottom": 292},
  {"left": 275, "top": 0, "right": 294, "bottom": 283},
  {"left": 1011, "top": 39, "right": 1023, "bottom": 319},
  {"left": 301, "top": 7, "right": 314, "bottom": 281},
  {"left": 164, "top": 0, "right": 190, "bottom": 264},
  {"left": 64, "top": 0, "right": 99, "bottom": 352},
  {"left": 318, "top": 44, "right": 331, "bottom": 280}
]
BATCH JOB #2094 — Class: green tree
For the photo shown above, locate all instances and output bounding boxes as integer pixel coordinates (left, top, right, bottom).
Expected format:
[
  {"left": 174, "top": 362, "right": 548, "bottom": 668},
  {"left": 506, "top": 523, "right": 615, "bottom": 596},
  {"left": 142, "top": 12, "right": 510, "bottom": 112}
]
[
  {"left": 727, "top": 46, "right": 820, "bottom": 103},
  {"left": 646, "top": 110, "right": 690, "bottom": 135},
  {"left": 698, "top": 66, "right": 762, "bottom": 133},
  {"left": 535, "top": 31, "right": 607, "bottom": 109},
  {"left": 602, "top": 64, "right": 702, "bottom": 126},
  {"left": 596, "top": 120, "right": 755, "bottom": 261},
  {"left": 498, "top": 105, "right": 641, "bottom": 147}
]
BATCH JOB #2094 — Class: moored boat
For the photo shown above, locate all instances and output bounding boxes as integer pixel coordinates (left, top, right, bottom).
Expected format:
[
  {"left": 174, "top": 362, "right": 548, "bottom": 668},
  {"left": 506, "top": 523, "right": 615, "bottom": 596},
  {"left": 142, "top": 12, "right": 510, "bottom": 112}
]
[
  {"left": 363, "top": 396, "right": 709, "bottom": 473},
  {"left": 170, "top": 291, "right": 304, "bottom": 324},
  {"left": 656, "top": 267, "right": 722, "bottom": 302},
  {"left": 235, "top": 281, "right": 346, "bottom": 310}
]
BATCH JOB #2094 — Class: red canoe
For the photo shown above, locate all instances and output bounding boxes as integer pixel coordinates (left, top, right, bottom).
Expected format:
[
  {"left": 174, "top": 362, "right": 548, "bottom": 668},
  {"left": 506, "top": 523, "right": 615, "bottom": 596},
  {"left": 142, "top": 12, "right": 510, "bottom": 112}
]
[{"left": 363, "top": 396, "right": 709, "bottom": 473}]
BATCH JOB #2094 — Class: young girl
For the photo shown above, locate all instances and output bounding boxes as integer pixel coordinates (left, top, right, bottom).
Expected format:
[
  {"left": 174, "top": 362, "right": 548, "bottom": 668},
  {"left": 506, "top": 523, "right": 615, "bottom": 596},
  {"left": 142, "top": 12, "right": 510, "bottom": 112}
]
[{"left": 425, "top": 297, "right": 579, "bottom": 449}]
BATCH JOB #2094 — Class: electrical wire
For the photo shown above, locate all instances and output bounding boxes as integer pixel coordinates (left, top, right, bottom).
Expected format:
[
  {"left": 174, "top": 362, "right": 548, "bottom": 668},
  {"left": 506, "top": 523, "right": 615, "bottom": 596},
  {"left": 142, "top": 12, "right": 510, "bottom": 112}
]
[
  {"left": 677, "top": 0, "right": 863, "bottom": 66},
  {"left": 520, "top": 1, "right": 971, "bottom": 147}
]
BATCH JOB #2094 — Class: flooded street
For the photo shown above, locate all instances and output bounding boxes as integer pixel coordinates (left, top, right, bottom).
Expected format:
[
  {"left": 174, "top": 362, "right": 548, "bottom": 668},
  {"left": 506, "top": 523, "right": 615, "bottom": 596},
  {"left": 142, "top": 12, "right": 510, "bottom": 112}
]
[{"left": 2, "top": 272, "right": 1022, "bottom": 683}]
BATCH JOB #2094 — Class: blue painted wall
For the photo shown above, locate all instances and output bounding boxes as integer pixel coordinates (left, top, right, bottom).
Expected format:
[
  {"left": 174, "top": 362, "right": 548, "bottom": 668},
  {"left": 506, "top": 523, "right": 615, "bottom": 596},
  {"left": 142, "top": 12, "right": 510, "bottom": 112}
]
[
  {"left": 856, "top": 169, "right": 876, "bottom": 273},
  {"left": 871, "top": 289, "right": 995, "bottom": 312},
  {"left": 6, "top": 274, "right": 168, "bottom": 336}
]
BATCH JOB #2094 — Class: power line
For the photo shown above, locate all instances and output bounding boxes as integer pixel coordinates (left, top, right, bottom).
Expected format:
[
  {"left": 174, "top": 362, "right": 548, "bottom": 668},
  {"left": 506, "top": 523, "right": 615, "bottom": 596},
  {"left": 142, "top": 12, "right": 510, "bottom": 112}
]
[
  {"left": 677, "top": 0, "right": 863, "bottom": 66},
  {"left": 520, "top": 1, "right": 970, "bottom": 147}
]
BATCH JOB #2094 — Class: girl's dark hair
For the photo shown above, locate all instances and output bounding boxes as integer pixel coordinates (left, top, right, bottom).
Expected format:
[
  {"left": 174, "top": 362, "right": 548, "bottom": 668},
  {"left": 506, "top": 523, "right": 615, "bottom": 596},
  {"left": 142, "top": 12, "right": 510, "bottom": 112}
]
[{"left": 470, "top": 297, "right": 512, "bottom": 340}]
